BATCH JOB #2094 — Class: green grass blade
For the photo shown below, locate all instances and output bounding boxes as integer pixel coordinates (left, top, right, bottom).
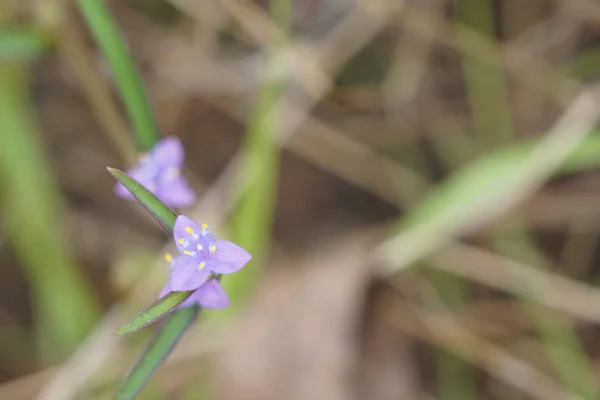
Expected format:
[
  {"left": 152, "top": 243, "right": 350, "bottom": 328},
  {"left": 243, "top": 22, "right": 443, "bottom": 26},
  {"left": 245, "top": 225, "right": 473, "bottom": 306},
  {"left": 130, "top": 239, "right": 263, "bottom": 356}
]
[
  {"left": 434, "top": 2, "right": 509, "bottom": 397},
  {"left": 107, "top": 167, "right": 176, "bottom": 233},
  {"left": 76, "top": 0, "right": 159, "bottom": 151},
  {"left": 381, "top": 125, "right": 598, "bottom": 271},
  {"left": 455, "top": 0, "right": 512, "bottom": 146},
  {"left": 0, "top": 64, "right": 100, "bottom": 360},
  {"left": 220, "top": 0, "right": 290, "bottom": 311},
  {"left": 115, "top": 290, "right": 193, "bottom": 335},
  {"left": 115, "top": 305, "right": 200, "bottom": 400},
  {"left": 0, "top": 27, "right": 48, "bottom": 62},
  {"left": 492, "top": 222, "right": 600, "bottom": 399}
]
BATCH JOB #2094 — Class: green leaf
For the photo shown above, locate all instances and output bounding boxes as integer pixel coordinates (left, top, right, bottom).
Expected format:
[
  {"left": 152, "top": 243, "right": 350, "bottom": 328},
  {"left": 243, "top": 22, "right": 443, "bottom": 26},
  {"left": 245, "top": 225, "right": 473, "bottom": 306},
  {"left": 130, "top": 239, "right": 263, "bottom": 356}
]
[
  {"left": 381, "top": 128, "right": 598, "bottom": 271},
  {"left": 115, "top": 290, "right": 193, "bottom": 335},
  {"left": 76, "top": 0, "right": 159, "bottom": 151},
  {"left": 115, "top": 306, "right": 200, "bottom": 400},
  {"left": 0, "top": 64, "right": 100, "bottom": 360},
  {"left": 0, "top": 28, "right": 49, "bottom": 62},
  {"left": 107, "top": 167, "right": 176, "bottom": 233},
  {"left": 220, "top": 0, "right": 290, "bottom": 313}
]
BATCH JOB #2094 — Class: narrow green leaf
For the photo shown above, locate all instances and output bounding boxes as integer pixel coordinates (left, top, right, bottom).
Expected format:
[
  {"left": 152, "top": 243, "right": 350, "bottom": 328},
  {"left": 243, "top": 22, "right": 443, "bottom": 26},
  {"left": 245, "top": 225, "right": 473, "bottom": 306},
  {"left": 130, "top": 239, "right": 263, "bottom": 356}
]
[
  {"left": 220, "top": 0, "right": 289, "bottom": 312},
  {"left": 76, "top": 0, "right": 159, "bottom": 151},
  {"left": 115, "top": 291, "right": 193, "bottom": 335},
  {"left": 107, "top": 167, "right": 176, "bottom": 233},
  {"left": 0, "top": 64, "right": 100, "bottom": 360},
  {"left": 115, "top": 306, "right": 200, "bottom": 400},
  {"left": 0, "top": 28, "right": 48, "bottom": 62}
]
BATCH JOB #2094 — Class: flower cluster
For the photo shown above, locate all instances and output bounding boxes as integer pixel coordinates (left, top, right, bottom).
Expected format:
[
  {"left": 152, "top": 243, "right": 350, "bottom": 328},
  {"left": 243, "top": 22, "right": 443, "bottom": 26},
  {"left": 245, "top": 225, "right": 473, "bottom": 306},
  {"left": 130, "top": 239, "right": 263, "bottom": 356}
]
[
  {"left": 115, "top": 136, "right": 196, "bottom": 208},
  {"left": 116, "top": 136, "right": 251, "bottom": 310}
]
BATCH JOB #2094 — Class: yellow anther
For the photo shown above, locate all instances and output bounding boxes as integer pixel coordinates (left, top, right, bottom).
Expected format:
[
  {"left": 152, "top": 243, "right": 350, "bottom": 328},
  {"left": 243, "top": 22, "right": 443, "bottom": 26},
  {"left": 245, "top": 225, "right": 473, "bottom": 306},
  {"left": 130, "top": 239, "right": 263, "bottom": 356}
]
[
  {"left": 183, "top": 250, "right": 194, "bottom": 256},
  {"left": 201, "top": 224, "right": 208, "bottom": 230},
  {"left": 210, "top": 244, "right": 216, "bottom": 253},
  {"left": 185, "top": 227, "right": 194, "bottom": 234},
  {"left": 164, "top": 253, "right": 173, "bottom": 262},
  {"left": 198, "top": 262, "right": 206, "bottom": 270},
  {"left": 178, "top": 238, "right": 185, "bottom": 244}
]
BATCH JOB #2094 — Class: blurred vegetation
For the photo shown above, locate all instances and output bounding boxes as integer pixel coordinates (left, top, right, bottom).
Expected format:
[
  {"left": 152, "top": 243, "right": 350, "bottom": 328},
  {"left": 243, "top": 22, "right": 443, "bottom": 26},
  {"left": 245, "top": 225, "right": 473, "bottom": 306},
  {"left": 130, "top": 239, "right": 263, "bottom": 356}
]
[{"left": 3, "top": 0, "right": 600, "bottom": 399}]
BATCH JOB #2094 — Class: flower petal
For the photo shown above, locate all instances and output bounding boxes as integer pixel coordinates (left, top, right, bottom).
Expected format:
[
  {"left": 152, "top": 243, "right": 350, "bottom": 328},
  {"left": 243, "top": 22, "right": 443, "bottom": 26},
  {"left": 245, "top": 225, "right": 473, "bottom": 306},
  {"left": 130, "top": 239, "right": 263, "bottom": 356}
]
[
  {"left": 151, "top": 136, "right": 184, "bottom": 167},
  {"left": 211, "top": 240, "right": 252, "bottom": 274},
  {"left": 114, "top": 181, "right": 134, "bottom": 200},
  {"left": 158, "top": 282, "right": 171, "bottom": 299},
  {"left": 195, "top": 280, "right": 230, "bottom": 309},
  {"left": 169, "top": 255, "right": 210, "bottom": 291},
  {"left": 158, "top": 177, "right": 196, "bottom": 208},
  {"left": 173, "top": 215, "right": 203, "bottom": 252}
]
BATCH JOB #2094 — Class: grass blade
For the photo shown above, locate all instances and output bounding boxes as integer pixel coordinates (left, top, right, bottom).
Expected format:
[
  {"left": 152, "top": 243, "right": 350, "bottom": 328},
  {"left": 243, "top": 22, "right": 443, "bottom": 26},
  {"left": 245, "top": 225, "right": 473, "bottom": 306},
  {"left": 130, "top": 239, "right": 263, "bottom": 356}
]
[
  {"left": 107, "top": 167, "right": 176, "bottom": 233},
  {"left": 492, "top": 221, "right": 600, "bottom": 399},
  {"left": 115, "top": 290, "right": 193, "bottom": 335},
  {"left": 76, "top": 0, "right": 159, "bottom": 151},
  {"left": 220, "top": 0, "right": 289, "bottom": 310},
  {"left": 115, "top": 306, "right": 200, "bottom": 400},
  {"left": 0, "top": 64, "right": 100, "bottom": 360},
  {"left": 0, "top": 27, "right": 48, "bottom": 62}
]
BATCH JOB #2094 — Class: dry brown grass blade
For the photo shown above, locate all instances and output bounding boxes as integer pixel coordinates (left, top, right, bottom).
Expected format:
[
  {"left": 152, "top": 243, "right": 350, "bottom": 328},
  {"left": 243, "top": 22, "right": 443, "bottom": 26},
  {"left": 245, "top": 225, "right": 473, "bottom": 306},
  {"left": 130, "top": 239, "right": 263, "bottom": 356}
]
[
  {"left": 431, "top": 243, "right": 600, "bottom": 324},
  {"left": 387, "top": 296, "right": 576, "bottom": 400}
]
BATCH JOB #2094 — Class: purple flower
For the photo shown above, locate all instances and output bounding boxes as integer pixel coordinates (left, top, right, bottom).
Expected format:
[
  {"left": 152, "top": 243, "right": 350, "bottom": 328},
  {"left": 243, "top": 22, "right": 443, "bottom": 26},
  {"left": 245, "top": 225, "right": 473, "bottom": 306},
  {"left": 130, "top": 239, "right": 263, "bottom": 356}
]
[
  {"left": 159, "top": 253, "right": 230, "bottom": 309},
  {"left": 168, "top": 215, "right": 251, "bottom": 291},
  {"left": 115, "top": 136, "right": 196, "bottom": 208}
]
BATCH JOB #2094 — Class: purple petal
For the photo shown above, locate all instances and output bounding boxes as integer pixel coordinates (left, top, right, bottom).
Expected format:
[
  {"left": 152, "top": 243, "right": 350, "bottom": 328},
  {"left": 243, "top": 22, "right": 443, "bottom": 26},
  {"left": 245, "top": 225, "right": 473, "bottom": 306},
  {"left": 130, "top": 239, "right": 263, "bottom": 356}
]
[
  {"left": 158, "top": 282, "right": 171, "bottom": 299},
  {"left": 210, "top": 240, "right": 252, "bottom": 274},
  {"left": 157, "top": 177, "right": 196, "bottom": 208},
  {"left": 151, "top": 136, "right": 184, "bottom": 167},
  {"left": 195, "top": 280, "right": 230, "bottom": 309},
  {"left": 114, "top": 181, "right": 135, "bottom": 200},
  {"left": 173, "top": 215, "right": 203, "bottom": 253},
  {"left": 169, "top": 255, "right": 210, "bottom": 291}
]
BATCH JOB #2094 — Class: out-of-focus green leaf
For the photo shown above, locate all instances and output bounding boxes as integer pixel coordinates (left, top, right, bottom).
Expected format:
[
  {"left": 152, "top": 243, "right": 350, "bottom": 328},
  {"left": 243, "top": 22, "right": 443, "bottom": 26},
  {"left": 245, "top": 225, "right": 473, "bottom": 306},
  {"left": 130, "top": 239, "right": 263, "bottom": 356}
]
[
  {"left": 0, "top": 64, "right": 100, "bottom": 360},
  {"left": 0, "top": 28, "right": 48, "bottom": 62},
  {"left": 397, "top": 133, "right": 600, "bottom": 233},
  {"left": 76, "top": 0, "right": 159, "bottom": 151},
  {"left": 220, "top": 0, "right": 290, "bottom": 313},
  {"left": 107, "top": 167, "right": 176, "bottom": 233},
  {"left": 456, "top": 0, "right": 512, "bottom": 147},
  {"left": 559, "top": 134, "right": 600, "bottom": 174},
  {"left": 115, "top": 305, "right": 200, "bottom": 400},
  {"left": 115, "top": 290, "right": 193, "bottom": 335},
  {"left": 381, "top": 125, "right": 598, "bottom": 271}
]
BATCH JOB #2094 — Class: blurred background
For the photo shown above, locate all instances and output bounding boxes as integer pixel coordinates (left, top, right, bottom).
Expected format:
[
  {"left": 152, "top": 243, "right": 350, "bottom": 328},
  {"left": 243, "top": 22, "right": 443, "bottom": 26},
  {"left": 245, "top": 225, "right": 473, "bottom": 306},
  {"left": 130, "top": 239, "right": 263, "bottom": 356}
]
[{"left": 5, "top": 0, "right": 600, "bottom": 399}]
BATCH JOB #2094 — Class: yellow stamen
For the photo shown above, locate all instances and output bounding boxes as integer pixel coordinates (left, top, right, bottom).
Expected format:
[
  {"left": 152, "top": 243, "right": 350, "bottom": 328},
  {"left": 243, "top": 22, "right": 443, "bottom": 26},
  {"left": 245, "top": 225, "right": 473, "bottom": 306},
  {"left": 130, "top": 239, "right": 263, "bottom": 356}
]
[
  {"left": 185, "top": 227, "right": 194, "bottom": 234},
  {"left": 183, "top": 250, "right": 194, "bottom": 256},
  {"left": 210, "top": 244, "right": 216, "bottom": 253},
  {"left": 198, "top": 262, "right": 206, "bottom": 270},
  {"left": 178, "top": 239, "right": 185, "bottom": 244},
  {"left": 164, "top": 253, "right": 173, "bottom": 262},
  {"left": 201, "top": 224, "right": 208, "bottom": 230}
]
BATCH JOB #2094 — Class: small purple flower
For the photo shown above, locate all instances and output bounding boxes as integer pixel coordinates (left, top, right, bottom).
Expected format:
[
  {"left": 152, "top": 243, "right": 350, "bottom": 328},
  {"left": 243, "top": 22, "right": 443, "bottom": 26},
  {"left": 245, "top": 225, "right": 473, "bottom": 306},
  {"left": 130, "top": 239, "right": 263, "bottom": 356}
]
[
  {"left": 115, "top": 136, "right": 196, "bottom": 208},
  {"left": 168, "top": 215, "right": 252, "bottom": 291},
  {"left": 159, "top": 253, "right": 230, "bottom": 309}
]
